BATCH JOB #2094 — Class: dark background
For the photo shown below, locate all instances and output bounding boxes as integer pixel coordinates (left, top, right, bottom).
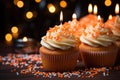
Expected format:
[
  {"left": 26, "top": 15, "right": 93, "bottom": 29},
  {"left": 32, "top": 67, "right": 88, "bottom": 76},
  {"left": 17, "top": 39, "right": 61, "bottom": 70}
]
[{"left": 0, "top": 0, "right": 120, "bottom": 42}]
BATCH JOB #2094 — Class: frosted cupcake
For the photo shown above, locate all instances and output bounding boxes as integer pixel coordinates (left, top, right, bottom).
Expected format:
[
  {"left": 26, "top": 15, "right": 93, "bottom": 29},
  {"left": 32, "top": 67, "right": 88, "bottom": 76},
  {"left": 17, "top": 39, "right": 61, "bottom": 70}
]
[
  {"left": 79, "top": 23, "right": 118, "bottom": 67},
  {"left": 64, "top": 18, "right": 84, "bottom": 60},
  {"left": 79, "top": 14, "right": 98, "bottom": 28},
  {"left": 40, "top": 24, "right": 79, "bottom": 72},
  {"left": 105, "top": 16, "right": 120, "bottom": 64}
]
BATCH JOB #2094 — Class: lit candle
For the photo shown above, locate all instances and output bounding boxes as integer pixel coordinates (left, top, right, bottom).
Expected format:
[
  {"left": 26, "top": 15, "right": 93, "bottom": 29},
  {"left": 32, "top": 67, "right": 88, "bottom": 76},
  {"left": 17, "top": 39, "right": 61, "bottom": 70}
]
[
  {"left": 14, "top": 37, "right": 39, "bottom": 54},
  {"left": 97, "top": 15, "right": 101, "bottom": 25},
  {"left": 88, "top": 3, "right": 92, "bottom": 14},
  {"left": 72, "top": 13, "right": 77, "bottom": 20},
  {"left": 115, "top": 3, "right": 119, "bottom": 15},
  {"left": 93, "top": 5, "right": 98, "bottom": 15},
  {"left": 17, "top": 36, "right": 29, "bottom": 42},
  {"left": 108, "top": 14, "right": 112, "bottom": 20},
  {"left": 60, "top": 11, "right": 63, "bottom": 25},
  {"left": 22, "top": 37, "right": 28, "bottom": 42},
  {"left": 98, "top": 15, "right": 101, "bottom": 22}
]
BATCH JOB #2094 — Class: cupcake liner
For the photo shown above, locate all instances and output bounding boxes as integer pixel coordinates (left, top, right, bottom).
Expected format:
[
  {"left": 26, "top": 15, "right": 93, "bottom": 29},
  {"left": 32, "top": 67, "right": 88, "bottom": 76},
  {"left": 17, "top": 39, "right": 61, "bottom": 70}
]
[
  {"left": 79, "top": 43, "right": 118, "bottom": 67},
  {"left": 75, "top": 42, "right": 82, "bottom": 61},
  {"left": 78, "top": 52, "right": 82, "bottom": 61},
  {"left": 115, "top": 41, "right": 120, "bottom": 65},
  {"left": 40, "top": 46, "right": 79, "bottom": 72}
]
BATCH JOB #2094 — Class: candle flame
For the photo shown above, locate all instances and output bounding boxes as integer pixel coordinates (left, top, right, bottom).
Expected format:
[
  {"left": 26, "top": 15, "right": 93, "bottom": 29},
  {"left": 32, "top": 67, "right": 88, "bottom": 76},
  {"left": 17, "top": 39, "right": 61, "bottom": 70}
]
[
  {"left": 108, "top": 14, "right": 112, "bottom": 20},
  {"left": 93, "top": 5, "right": 98, "bottom": 15},
  {"left": 115, "top": 3, "right": 119, "bottom": 14},
  {"left": 72, "top": 13, "right": 77, "bottom": 19},
  {"left": 60, "top": 11, "right": 63, "bottom": 22},
  {"left": 88, "top": 3, "right": 92, "bottom": 13},
  {"left": 23, "top": 37, "right": 28, "bottom": 42},
  {"left": 98, "top": 15, "right": 101, "bottom": 21}
]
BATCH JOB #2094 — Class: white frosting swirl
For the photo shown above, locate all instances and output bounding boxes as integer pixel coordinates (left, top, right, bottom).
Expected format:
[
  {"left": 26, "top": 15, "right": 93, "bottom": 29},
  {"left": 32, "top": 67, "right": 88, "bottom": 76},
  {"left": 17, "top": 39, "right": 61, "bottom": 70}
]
[
  {"left": 41, "top": 25, "right": 76, "bottom": 50},
  {"left": 80, "top": 24, "right": 118, "bottom": 47}
]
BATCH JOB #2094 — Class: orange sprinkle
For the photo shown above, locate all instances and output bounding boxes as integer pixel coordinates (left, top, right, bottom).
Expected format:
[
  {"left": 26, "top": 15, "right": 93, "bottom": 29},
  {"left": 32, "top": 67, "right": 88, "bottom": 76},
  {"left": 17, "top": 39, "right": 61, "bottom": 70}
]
[
  {"left": 40, "top": 65, "right": 44, "bottom": 69},
  {"left": 44, "top": 73, "right": 49, "bottom": 77}
]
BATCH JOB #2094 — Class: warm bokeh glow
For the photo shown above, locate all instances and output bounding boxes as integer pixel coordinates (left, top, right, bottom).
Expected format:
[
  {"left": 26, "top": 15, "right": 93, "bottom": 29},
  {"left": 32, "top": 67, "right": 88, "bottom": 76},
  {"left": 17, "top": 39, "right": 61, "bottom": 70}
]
[
  {"left": 60, "top": 0, "right": 67, "bottom": 8},
  {"left": 115, "top": 3, "right": 119, "bottom": 14},
  {"left": 88, "top": 3, "right": 92, "bottom": 13},
  {"left": 5, "top": 33, "right": 12, "bottom": 42},
  {"left": 11, "top": 26, "right": 18, "bottom": 34},
  {"left": 104, "top": 0, "right": 112, "bottom": 7},
  {"left": 26, "top": 11, "right": 33, "bottom": 19},
  {"left": 23, "top": 37, "right": 28, "bottom": 42},
  {"left": 47, "top": 4, "right": 56, "bottom": 13},
  {"left": 108, "top": 14, "right": 112, "bottom": 20},
  {"left": 72, "top": 13, "right": 77, "bottom": 19},
  {"left": 93, "top": 5, "right": 98, "bottom": 15},
  {"left": 17, "top": 0, "right": 24, "bottom": 8},
  {"left": 35, "top": 0, "right": 41, "bottom": 3},
  {"left": 13, "top": 0, "right": 19, "bottom": 5}
]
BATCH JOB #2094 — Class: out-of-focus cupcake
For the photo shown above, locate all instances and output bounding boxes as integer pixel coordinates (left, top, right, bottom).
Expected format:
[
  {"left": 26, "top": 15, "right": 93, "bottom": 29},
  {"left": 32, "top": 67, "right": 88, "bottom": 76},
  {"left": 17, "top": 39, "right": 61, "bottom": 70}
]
[
  {"left": 39, "top": 24, "right": 79, "bottom": 72},
  {"left": 78, "top": 15, "right": 103, "bottom": 61},
  {"left": 79, "top": 14, "right": 98, "bottom": 28},
  {"left": 105, "top": 16, "right": 120, "bottom": 64},
  {"left": 79, "top": 22, "right": 118, "bottom": 67}
]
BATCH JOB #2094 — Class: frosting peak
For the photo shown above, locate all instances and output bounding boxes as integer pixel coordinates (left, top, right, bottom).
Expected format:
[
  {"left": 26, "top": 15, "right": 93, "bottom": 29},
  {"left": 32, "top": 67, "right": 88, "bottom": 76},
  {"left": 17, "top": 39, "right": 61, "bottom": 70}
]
[
  {"left": 115, "top": 16, "right": 120, "bottom": 24},
  {"left": 41, "top": 24, "right": 77, "bottom": 50},
  {"left": 105, "top": 16, "right": 120, "bottom": 37},
  {"left": 80, "top": 23, "right": 117, "bottom": 47}
]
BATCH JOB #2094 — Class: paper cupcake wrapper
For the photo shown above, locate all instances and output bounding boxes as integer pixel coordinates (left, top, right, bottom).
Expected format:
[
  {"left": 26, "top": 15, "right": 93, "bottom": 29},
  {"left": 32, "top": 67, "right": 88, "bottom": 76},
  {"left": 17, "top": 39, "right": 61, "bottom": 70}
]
[
  {"left": 115, "top": 41, "right": 120, "bottom": 64},
  {"left": 80, "top": 44, "right": 118, "bottom": 67},
  {"left": 40, "top": 51, "right": 79, "bottom": 72},
  {"left": 78, "top": 52, "right": 82, "bottom": 61}
]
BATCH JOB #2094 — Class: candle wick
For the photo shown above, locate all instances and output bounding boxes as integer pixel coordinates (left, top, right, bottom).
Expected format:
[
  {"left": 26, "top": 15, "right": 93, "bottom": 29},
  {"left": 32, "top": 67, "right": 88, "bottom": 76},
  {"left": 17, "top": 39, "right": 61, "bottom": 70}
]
[{"left": 60, "top": 21, "right": 62, "bottom": 26}]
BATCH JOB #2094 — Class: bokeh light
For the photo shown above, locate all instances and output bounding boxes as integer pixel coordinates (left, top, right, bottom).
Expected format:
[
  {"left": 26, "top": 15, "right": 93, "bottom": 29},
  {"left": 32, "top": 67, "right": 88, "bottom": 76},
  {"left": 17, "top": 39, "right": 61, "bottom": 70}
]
[
  {"left": 104, "top": 0, "right": 112, "bottom": 7},
  {"left": 26, "top": 11, "right": 33, "bottom": 19},
  {"left": 23, "top": 37, "right": 28, "bottom": 42},
  {"left": 13, "top": 0, "right": 19, "bottom": 5},
  {"left": 47, "top": 3, "right": 56, "bottom": 13},
  {"left": 60, "top": 0, "right": 67, "bottom": 8},
  {"left": 11, "top": 26, "right": 18, "bottom": 34},
  {"left": 5, "top": 33, "right": 12, "bottom": 42},
  {"left": 35, "top": 0, "right": 41, "bottom": 3},
  {"left": 17, "top": 0, "right": 24, "bottom": 8}
]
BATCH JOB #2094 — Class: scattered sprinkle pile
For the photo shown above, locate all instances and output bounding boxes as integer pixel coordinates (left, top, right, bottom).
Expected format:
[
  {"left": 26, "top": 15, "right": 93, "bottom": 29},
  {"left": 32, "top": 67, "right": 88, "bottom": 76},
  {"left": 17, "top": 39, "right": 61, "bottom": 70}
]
[{"left": 0, "top": 53, "right": 120, "bottom": 79}]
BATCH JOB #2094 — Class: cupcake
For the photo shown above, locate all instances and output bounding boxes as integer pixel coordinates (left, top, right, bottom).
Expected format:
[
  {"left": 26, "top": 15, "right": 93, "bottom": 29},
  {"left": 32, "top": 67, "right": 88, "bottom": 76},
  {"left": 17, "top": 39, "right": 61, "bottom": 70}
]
[
  {"left": 40, "top": 24, "right": 79, "bottom": 72},
  {"left": 64, "top": 18, "right": 84, "bottom": 60},
  {"left": 105, "top": 16, "right": 120, "bottom": 64},
  {"left": 79, "top": 14, "right": 98, "bottom": 28},
  {"left": 79, "top": 22, "right": 118, "bottom": 67},
  {"left": 76, "top": 14, "right": 97, "bottom": 60}
]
